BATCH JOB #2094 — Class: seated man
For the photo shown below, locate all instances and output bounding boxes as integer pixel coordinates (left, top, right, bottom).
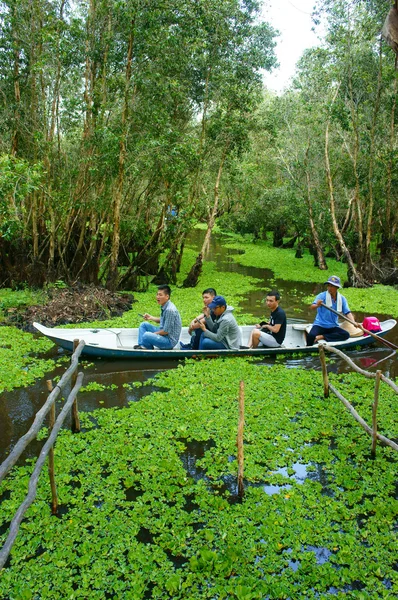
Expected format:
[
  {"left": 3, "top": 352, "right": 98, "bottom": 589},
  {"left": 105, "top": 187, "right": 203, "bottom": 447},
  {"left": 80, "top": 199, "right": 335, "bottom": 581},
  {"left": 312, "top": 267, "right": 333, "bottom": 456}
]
[
  {"left": 136, "top": 285, "right": 182, "bottom": 349},
  {"left": 197, "top": 295, "right": 242, "bottom": 350},
  {"left": 248, "top": 290, "right": 286, "bottom": 348},
  {"left": 306, "top": 275, "right": 355, "bottom": 346},
  {"left": 180, "top": 288, "right": 217, "bottom": 350}
]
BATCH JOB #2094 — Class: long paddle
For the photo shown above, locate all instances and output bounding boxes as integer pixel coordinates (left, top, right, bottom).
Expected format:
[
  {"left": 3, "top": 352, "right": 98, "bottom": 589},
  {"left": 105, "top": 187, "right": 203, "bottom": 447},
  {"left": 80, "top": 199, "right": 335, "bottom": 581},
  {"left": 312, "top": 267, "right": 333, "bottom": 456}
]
[{"left": 320, "top": 302, "right": 398, "bottom": 351}]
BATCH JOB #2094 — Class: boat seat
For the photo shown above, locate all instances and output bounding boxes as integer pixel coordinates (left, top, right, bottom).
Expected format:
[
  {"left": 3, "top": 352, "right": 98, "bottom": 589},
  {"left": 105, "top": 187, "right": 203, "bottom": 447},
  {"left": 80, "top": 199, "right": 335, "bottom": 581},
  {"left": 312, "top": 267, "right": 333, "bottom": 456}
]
[{"left": 292, "top": 324, "right": 311, "bottom": 333}]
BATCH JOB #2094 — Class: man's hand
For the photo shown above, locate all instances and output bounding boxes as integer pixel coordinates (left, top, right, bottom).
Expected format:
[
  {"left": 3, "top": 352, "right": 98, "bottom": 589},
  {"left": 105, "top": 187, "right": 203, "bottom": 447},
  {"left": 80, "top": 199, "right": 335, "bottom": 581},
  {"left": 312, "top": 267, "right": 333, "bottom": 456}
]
[{"left": 198, "top": 320, "right": 206, "bottom": 331}]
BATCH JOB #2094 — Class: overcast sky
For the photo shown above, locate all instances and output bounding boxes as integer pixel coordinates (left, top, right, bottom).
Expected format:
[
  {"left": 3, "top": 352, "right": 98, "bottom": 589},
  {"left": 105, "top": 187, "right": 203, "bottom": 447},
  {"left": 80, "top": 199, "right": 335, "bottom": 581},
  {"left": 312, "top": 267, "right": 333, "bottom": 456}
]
[{"left": 261, "top": 0, "right": 324, "bottom": 93}]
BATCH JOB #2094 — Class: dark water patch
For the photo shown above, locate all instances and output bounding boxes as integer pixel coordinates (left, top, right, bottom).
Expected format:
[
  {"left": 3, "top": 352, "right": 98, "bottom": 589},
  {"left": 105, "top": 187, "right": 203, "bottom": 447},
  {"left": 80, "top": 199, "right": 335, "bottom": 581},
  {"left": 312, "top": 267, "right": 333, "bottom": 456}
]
[
  {"left": 100, "top": 463, "right": 110, "bottom": 478},
  {"left": 143, "top": 581, "right": 156, "bottom": 599},
  {"left": 125, "top": 485, "right": 144, "bottom": 502},
  {"left": 0, "top": 489, "right": 11, "bottom": 503},
  {"left": 179, "top": 439, "right": 216, "bottom": 481},
  {"left": 164, "top": 548, "right": 187, "bottom": 569},
  {"left": 136, "top": 526, "right": 154, "bottom": 545},
  {"left": 328, "top": 580, "right": 366, "bottom": 594},
  {"left": 0, "top": 519, "right": 11, "bottom": 537},
  {"left": 183, "top": 493, "right": 200, "bottom": 513},
  {"left": 52, "top": 503, "right": 70, "bottom": 518},
  {"left": 210, "top": 475, "right": 242, "bottom": 504}
]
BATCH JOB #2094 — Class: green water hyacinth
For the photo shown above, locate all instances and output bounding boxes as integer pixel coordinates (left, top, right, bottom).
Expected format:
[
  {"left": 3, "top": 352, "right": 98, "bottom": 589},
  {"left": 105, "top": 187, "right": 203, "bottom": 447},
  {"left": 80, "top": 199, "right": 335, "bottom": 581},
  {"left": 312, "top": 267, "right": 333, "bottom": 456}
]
[
  {"left": 0, "top": 359, "right": 397, "bottom": 598},
  {"left": 0, "top": 327, "right": 54, "bottom": 393},
  {"left": 214, "top": 232, "right": 398, "bottom": 315}
]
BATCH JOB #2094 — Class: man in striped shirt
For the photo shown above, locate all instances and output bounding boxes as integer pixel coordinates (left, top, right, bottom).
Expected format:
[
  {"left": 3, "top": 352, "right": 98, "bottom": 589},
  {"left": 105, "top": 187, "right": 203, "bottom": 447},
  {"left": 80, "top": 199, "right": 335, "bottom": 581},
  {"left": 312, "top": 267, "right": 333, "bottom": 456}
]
[{"left": 136, "top": 285, "right": 182, "bottom": 349}]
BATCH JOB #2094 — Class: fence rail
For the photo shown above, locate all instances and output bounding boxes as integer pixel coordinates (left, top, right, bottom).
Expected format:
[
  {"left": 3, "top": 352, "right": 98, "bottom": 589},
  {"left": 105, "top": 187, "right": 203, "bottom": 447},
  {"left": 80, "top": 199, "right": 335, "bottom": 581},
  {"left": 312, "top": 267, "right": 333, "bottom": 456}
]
[
  {"left": 318, "top": 343, "right": 398, "bottom": 454},
  {"left": 0, "top": 340, "right": 85, "bottom": 569}
]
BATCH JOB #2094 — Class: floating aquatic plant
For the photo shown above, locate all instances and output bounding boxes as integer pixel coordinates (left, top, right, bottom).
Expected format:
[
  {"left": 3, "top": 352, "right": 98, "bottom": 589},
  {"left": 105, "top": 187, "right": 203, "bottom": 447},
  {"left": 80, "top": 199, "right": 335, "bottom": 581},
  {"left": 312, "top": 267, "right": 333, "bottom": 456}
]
[{"left": 0, "top": 359, "right": 397, "bottom": 598}]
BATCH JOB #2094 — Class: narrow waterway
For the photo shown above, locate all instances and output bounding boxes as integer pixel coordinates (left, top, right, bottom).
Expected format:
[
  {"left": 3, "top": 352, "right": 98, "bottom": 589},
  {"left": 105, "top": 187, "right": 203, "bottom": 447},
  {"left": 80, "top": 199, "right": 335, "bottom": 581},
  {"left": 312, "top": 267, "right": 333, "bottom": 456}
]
[{"left": 0, "top": 231, "right": 397, "bottom": 463}]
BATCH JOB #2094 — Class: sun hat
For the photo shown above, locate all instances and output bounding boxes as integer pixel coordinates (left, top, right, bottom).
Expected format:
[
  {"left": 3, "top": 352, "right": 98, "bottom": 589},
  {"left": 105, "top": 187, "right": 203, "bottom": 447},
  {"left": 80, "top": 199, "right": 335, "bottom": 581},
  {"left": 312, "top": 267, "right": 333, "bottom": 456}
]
[
  {"left": 208, "top": 295, "right": 227, "bottom": 309},
  {"left": 324, "top": 275, "right": 342, "bottom": 288}
]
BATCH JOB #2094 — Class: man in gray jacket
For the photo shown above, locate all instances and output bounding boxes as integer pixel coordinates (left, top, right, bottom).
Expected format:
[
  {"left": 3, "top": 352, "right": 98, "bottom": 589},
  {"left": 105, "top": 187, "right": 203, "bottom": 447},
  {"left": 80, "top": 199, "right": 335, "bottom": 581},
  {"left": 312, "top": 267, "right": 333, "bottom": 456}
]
[{"left": 197, "top": 295, "right": 242, "bottom": 350}]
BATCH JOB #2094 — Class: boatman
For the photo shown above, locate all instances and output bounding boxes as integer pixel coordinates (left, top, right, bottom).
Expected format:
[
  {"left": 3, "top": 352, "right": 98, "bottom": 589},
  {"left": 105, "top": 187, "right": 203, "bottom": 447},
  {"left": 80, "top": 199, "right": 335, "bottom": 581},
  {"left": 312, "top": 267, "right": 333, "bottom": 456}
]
[
  {"left": 306, "top": 275, "right": 356, "bottom": 346},
  {"left": 248, "top": 290, "right": 287, "bottom": 348},
  {"left": 197, "top": 295, "right": 242, "bottom": 350},
  {"left": 135, "top": 285, "right": 182, "bottom": 350}
]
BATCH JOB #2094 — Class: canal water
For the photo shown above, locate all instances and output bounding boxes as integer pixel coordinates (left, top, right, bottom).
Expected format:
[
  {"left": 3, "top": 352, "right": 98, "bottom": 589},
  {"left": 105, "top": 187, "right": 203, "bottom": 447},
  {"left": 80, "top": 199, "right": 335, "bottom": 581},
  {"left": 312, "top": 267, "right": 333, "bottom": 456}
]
[{"left": 0, "top": 231, "right": 397, "bottom": 463}]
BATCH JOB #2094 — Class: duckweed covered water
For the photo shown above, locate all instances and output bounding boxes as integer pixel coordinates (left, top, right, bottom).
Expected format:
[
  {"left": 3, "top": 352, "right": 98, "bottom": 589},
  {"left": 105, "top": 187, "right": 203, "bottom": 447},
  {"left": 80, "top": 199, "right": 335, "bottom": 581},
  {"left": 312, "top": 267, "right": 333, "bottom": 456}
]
[{"left": 1, "top": 358, "right": 397, "bottom": 599}]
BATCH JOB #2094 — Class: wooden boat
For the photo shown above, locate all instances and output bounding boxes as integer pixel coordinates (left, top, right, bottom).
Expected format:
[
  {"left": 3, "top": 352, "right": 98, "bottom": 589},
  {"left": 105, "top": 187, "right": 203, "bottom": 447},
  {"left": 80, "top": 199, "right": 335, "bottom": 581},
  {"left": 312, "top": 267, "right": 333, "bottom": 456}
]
[{"left": 33, "top": 319, "right": 396, "bottom": 360}]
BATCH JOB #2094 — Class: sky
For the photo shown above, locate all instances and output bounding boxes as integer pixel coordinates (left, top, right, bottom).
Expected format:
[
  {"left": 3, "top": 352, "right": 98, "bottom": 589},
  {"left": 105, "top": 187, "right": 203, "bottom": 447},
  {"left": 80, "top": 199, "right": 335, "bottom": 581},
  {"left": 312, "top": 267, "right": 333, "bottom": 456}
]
[{"left": 261, "top": 0, "right": 324, "bottom": 93}]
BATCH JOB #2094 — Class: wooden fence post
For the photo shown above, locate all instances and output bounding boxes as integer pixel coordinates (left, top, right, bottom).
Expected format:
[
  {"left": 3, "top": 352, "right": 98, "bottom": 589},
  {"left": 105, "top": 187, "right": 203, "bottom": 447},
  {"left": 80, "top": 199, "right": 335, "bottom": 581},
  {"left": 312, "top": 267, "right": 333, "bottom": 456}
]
[
  {"left": 71, "top": 339, "right": 81, "bottom": 433},
  {"left": 237, "top": 381, "right": 245, "bottom": 498},
  {"left": 46, "top": 380, "right": 58, "bottom": 515},
  {"left": 371, "top": 370, "right": 382, "bottom": 457},
  {"left": 318, "top": 344, "right": 329, "bottom": 398}
]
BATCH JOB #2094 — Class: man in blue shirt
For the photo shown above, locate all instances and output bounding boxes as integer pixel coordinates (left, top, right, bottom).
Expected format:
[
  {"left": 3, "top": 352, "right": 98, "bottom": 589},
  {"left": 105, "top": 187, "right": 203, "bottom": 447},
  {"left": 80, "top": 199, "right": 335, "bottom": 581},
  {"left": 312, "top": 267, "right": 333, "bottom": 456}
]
[
  {"left": 306, "top": 275, "right": 356, "bottom": 346},
  {"left": 136, "top": 285, "right": 182, "bottom": 349}
]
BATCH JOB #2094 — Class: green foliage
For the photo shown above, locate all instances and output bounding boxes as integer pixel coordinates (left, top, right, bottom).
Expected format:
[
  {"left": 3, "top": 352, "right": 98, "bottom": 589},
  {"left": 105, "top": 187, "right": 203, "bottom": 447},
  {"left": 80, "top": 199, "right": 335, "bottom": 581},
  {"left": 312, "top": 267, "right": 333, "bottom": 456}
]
[
  {"left": 220, "top": 232, "right": 347, "bottom": 283},
  {"left": 0, "top": 156, "right": 44, "bottom": 240},
  {"left": 80, "top": 382, "right": 118, "bottom": 393},
  {"left": 0, "top": 359, "right": 397, "bottom": 598},
  {"left": 0, "top": 288, "right": 47, "bottom": 322},
  {"left": 341, "top": 285, "right": 398, "bottom": 317},
  {"left": 0, "top": 327, "right": 54, "bottom": 393}
]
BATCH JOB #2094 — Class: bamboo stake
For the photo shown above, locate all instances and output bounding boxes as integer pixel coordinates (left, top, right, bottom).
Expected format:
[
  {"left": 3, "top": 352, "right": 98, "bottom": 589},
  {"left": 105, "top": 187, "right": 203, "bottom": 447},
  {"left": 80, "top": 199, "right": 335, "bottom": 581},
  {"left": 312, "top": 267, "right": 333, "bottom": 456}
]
[
  {"left": 71, "top": 339, "right": 81, "bottom": 433},
  {"left": 46, "top": 380, "right": 58, "bottom": 515},
  {"left": 371, "top": 370, "right": 382, "bottom": 457},
  {"left": 237, "top": 381, "right": 245, "bottom": 498},
  {"left": 318, "top": 344, "right": 329, "bottom": 397}
]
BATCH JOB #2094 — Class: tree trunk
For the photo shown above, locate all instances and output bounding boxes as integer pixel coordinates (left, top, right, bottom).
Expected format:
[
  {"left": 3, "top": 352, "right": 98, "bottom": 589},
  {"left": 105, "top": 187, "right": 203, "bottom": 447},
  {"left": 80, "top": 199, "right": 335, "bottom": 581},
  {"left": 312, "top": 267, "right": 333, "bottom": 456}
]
[
  {"left": 361, "top": 41, "right": 383, "bottom": 281},
  {"left": 107, "top": 22, "right": 134, "bottom": 291},
  {"left": 380, "top": 66, "right": 397, "bottom": 265},
  {"left": 304, "top": 144, "right": 328, "bottom": 269},
  {"left": 325, "top": 84, "right": 367, "bottom": 287},
  {"left": 201, "top": 141, "right": 229, "bottom": 257}
]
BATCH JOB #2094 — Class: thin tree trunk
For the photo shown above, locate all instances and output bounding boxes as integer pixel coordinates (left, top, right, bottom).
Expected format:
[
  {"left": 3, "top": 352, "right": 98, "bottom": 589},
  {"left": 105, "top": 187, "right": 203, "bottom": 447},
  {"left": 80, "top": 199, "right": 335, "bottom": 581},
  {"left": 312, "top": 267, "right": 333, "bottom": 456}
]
[
  {"left": 304, "top": 144, "right": 327, "bottom": 270},
  {"left": 363, "top": 40, "right": 383, "bottom": 279},
  {"left": 201, "top": 141, "right": 229, "bottom": 257},
  {"left": 107, "top": 22, "right": 135, "bottom": 290},
  {"left": 324, "top": 84, "right": 366, "bottom": 287},
  {"left": 381, "top": 62, "right": 397, "bottom": 263},
  {"left": 10, "top": 5, "right": 21, "bottom": 157}
]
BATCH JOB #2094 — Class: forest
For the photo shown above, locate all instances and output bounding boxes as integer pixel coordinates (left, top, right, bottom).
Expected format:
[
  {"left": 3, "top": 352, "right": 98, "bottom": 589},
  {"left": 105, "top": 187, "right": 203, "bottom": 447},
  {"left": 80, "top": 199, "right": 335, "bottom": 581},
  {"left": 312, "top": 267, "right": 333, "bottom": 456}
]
[{"left": 0, "top": 0, "right": 397, "bottom": 291}]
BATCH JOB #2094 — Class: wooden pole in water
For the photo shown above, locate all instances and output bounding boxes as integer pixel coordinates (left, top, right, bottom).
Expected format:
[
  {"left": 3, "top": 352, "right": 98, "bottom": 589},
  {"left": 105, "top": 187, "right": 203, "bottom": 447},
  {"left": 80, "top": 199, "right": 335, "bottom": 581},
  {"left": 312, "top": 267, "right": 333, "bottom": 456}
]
[
  {"left": 237, "top": 381, "right": 245, "bottom": 498},
  {"left": 71, "top": 339, "right": 81, "bottom": 433},
  {"left": 318, "top": 345, "right": 329, "bottom": 398},
  {"left": 46, "top": 380, "right": 58, "bottom": 514},
  {"left": 371, "top": 370, "right": 382, "bottom": 457}
]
